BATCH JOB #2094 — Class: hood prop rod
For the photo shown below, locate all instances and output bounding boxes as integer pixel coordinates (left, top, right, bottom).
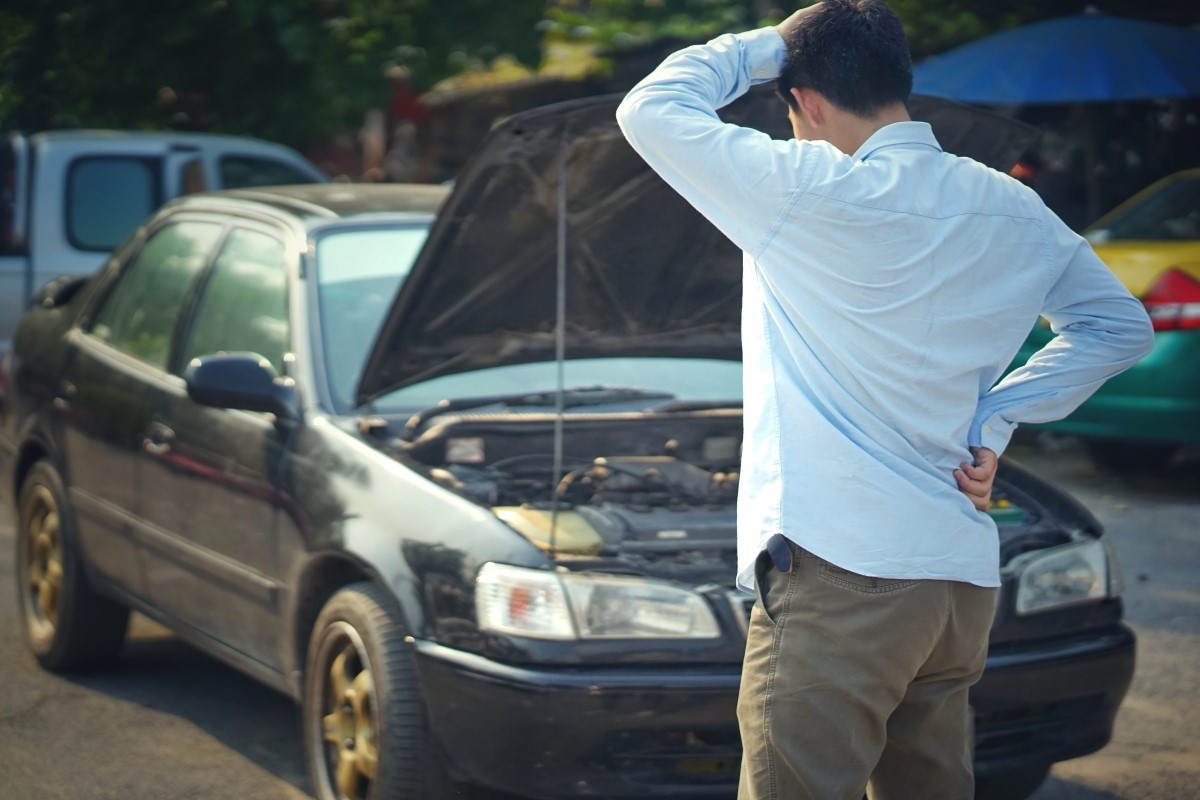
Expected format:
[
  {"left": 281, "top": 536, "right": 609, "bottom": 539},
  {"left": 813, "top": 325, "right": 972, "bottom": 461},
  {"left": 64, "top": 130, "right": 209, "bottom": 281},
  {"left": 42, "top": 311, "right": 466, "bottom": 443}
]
[{"left": 549, "top": 131, "right": 570, "bottom": 558}]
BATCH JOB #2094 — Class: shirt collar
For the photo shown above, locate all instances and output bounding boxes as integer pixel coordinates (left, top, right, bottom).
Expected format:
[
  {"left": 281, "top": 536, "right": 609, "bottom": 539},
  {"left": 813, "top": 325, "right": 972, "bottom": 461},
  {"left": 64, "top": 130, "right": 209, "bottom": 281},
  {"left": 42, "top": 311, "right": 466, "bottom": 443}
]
[{"left": 851, "top": 121, "right": 942, "bottom": 162}]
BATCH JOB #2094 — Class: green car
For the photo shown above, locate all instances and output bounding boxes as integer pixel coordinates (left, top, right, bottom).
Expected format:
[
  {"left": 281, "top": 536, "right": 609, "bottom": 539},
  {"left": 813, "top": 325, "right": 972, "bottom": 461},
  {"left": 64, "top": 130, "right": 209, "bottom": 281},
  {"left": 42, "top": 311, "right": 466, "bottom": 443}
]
[{"left": 1010, "top": 169, "right": 1200, "bottom": 467}]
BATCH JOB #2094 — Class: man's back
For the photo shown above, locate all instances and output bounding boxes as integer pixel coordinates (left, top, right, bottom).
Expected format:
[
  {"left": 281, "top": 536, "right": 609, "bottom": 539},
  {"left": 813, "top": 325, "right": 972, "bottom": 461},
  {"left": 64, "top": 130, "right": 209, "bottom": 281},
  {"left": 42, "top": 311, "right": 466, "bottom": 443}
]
[
  {"left": 760, "top": 127, "right": 1052, "bottom": 466},
  {"left": 616, "top": 28, "right": 1152, "bottom": 591},
  {"left": 617, "top": 6, "right": 1153, "bottom": 798},
  {"left": 739, "top": 122, "right": 1059, "bottom": 588}
]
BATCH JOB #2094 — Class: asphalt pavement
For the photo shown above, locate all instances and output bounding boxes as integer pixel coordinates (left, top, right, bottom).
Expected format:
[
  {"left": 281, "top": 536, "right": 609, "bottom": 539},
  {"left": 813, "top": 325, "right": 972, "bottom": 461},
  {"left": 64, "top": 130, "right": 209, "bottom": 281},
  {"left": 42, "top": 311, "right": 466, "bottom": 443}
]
[
  {"left": 0, "top": 432, "right": 1196, "bottom": 799},
  {"left": 1015, "top": 434, "right": 1200, "bottom": 800}
]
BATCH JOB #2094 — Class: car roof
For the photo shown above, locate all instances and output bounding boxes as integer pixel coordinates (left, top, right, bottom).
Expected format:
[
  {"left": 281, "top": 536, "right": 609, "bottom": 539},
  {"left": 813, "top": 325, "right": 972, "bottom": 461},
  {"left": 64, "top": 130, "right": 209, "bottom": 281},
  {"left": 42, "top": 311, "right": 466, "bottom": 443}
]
[{"left": 172, "top": 183, "right": 451, "bottom": 227}]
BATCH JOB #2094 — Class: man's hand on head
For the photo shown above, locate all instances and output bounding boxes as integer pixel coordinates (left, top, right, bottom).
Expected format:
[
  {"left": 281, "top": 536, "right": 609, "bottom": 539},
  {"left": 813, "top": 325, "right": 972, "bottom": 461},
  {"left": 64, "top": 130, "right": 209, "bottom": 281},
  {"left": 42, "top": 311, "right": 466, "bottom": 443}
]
[
  {"left": 955, "top": 446, "right": 998, "bottom": 512},
  {"left": 776, "top": 4, "right": 819, "bottom": 40}
]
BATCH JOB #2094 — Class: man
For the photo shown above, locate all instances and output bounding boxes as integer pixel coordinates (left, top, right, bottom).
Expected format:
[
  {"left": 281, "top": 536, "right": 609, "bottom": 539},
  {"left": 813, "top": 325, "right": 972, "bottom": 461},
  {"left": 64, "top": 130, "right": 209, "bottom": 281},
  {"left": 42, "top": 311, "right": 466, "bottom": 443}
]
[{"left": 616, "top": 2, "right": 1153, "bottom": 799}]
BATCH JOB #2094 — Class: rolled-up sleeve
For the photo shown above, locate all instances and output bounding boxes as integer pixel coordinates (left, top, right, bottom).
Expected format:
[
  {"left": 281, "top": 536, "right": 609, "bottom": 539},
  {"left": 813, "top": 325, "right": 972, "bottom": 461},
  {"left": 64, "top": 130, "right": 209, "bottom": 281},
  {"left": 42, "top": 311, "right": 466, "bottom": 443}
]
[
  {"left": 616, "top": 27, "right": 811, "bottom": 258},
  {"left": 970, "top": 212, "right": 1155, "bottom": 454}
]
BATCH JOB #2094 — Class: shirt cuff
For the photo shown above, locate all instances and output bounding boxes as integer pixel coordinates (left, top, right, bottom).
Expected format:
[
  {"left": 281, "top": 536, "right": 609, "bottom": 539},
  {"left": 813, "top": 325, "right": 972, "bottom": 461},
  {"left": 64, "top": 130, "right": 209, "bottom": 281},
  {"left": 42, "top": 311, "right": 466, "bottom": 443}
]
[
  {"left": 732, "top": 27, "right": 787, "bottom": 84},
  {"left": 969, "top": 414, "right": 1018, "bottom": 457}
]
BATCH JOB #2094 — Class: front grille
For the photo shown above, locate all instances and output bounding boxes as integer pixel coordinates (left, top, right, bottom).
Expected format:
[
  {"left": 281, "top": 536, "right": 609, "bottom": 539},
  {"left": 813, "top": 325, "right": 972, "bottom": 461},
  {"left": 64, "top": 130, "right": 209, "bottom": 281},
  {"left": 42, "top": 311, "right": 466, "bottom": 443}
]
[
  {"left": 975, "top": 694, "right": 1107, "bottom": 757},
  {"left": 604, "top": 728, "right": 743, "bottom": 786}
]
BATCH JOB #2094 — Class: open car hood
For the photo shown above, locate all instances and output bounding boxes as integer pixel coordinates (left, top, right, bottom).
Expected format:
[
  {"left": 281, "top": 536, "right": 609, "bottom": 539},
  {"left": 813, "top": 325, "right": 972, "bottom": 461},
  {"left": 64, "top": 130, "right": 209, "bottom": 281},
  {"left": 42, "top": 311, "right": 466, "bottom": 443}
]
[{"left": 357, "top": 90, "right": 1037, "bottom": 405}]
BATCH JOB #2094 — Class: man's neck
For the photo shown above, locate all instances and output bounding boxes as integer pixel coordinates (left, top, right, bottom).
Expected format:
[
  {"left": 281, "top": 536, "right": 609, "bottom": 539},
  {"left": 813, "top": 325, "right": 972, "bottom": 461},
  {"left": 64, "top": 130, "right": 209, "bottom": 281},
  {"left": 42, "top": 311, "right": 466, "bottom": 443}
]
[{"left": 831, "top": 103, "right": 911, "bottom": 156}]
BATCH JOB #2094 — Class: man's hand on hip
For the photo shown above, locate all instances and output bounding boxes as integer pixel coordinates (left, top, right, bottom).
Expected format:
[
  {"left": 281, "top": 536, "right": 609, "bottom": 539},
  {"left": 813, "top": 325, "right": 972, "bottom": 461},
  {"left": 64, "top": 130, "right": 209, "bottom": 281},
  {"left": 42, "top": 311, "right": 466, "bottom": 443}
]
[{"left": 955, "top": 447, "right": 998, "bottom": 512}]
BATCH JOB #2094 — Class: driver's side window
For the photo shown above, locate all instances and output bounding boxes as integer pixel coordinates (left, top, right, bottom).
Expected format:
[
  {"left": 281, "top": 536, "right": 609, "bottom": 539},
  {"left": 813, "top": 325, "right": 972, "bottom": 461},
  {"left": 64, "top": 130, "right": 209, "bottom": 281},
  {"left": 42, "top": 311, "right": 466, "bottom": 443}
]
[{"left": 182, "top": 227, "right": 290, "bottom": 375}]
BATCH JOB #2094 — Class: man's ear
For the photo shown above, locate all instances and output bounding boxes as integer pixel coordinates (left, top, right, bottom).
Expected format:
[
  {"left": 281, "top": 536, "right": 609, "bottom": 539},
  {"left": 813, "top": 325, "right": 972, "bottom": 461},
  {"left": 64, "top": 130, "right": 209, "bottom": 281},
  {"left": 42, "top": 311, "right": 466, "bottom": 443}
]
[{"left": 792, "top": 87, "right": 826, "bottom": 127}]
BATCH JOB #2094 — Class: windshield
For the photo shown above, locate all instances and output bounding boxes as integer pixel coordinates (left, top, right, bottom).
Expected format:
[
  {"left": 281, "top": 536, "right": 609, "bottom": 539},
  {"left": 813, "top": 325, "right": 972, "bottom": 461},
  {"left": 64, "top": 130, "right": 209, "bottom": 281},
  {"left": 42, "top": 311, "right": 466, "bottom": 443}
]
[
  {"left": 313, "top": 221, "right": 743, "bottom": 415},
  {"left": 315, "top": 223, "right": 430, "bottom": 410},
  {"left": 1094, "top": 174, "right": 1200, "bottom": 241},
  {"left": 376, "top": 357, "right": 744, "bottom": 411}
]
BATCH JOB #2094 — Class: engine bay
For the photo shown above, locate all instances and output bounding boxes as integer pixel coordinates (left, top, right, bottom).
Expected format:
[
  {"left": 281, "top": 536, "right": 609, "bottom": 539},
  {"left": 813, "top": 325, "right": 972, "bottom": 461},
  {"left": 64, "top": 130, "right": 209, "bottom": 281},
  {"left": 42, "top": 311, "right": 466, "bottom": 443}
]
[
  {"left": 395, "top": 409, "right": 743, "bottom": 581},
  {"left": 386, "top": 407, "right": 1069, "bottom": 581}
]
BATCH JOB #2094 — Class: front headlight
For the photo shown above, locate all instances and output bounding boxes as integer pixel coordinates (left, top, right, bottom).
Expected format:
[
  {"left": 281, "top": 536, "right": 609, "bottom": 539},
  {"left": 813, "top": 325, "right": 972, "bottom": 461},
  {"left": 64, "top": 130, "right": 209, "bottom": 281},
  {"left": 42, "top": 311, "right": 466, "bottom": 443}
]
[
  {"left": 1014, "top": 538, "right": 1111, "bottom": 615},
  {"left": 475, "top": 562, "right": 721, "bottom": 640}
]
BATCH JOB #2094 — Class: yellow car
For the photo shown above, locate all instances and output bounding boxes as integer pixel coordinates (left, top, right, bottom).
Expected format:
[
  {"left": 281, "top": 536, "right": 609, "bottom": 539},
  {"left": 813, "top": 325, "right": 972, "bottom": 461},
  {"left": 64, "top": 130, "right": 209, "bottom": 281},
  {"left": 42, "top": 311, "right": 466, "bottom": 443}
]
[{"left": 1014, "top": 168, "right": 1200, "bottom": 467}]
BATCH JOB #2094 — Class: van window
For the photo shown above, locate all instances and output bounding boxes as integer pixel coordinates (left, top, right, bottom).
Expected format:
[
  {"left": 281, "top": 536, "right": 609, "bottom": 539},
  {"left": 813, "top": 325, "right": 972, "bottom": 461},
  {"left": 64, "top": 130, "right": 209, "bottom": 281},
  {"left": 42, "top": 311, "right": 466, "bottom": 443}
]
[
  {"left": 219, "top": 156, "right": 316, "bottom": 189},
  {"left": 67, "top": 157, "right": 160, "bottom": 251}
]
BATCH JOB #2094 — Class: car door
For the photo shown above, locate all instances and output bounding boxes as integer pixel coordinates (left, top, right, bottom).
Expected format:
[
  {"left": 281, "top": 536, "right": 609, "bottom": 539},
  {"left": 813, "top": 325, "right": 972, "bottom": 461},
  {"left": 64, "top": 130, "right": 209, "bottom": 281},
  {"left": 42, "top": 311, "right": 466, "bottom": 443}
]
[
  {"left": 61, "top": 218, "right": 225, "bottom": 597},
  {"left": 138, "top": 222, "right": 294, "bottom": 668}
]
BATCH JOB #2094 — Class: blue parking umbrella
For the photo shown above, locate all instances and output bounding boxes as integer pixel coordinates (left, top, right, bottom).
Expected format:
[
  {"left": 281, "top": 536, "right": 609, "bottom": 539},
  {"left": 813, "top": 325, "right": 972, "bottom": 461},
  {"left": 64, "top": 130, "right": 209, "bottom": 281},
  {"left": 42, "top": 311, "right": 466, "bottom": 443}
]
[
  {"left": 913, "top": 8, "right": 1200, "bottom": 104},
  {"left": 914, "top": 8, "right": 1200, "bottom": 222}
]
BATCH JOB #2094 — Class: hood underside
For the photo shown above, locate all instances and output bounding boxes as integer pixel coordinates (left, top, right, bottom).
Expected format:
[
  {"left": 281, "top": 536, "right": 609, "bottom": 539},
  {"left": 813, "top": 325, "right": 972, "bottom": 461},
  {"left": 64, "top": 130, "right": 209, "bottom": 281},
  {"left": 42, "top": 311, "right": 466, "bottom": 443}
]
[{"left": 357, "top": 90, "right": 1038, "bottom": 405}]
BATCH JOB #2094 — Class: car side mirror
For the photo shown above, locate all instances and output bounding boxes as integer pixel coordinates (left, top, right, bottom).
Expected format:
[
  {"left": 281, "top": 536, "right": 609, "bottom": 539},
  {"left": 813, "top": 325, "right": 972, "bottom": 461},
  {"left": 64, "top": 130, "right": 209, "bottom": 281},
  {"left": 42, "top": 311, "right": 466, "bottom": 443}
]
[{"left": 185, "top": 353, "right": 299, "bottom": 422}]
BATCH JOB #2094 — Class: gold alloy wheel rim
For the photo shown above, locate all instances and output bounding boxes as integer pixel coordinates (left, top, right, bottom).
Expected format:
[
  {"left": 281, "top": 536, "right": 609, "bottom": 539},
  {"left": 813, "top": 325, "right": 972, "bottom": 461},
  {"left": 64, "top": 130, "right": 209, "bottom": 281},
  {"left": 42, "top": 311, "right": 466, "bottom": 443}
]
[
  {"left": 23, "top": 485, "right": 63, "bottom": 638},
  {"left": 321, "top": 630, "right": 378, "bottom": 800}
]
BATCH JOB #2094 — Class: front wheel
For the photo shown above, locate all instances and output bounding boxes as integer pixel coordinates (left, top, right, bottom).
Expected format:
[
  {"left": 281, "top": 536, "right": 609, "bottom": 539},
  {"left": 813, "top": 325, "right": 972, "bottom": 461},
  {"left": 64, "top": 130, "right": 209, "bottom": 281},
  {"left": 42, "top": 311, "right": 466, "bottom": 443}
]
[
  {"left": 16, "top": 460, "right": 129, "bottom": 671},
  {"left": 302, "top": 582, "right": 456, "bottom": 800}
]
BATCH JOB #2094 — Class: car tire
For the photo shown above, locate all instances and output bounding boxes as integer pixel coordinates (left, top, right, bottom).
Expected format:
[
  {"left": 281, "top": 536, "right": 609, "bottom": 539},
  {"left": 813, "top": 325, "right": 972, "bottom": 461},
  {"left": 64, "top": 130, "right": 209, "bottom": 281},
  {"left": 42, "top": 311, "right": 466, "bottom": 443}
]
[
  {"left": 975, "top": 764, "right": 1051, "bottom": 800},
  {"left": 1086, "top": 439, "right": 1179, "bottom": 472},
  {"left": 303, "top": 582, "right": 458, "bottom": 800},
  {"left": 16, "top": 460, "right": 129, "bottom": 671}
]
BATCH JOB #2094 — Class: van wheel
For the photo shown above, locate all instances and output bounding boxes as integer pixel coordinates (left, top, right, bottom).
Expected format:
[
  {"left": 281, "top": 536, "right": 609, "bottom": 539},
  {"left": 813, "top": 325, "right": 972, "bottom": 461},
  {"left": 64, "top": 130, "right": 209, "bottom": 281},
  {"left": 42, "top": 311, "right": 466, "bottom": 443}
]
[
  {"left": 303, "top": 582, "right": 457, "bottom": 800},
  {"left": 16, "top": 460, "right": 129, "bottom": 671}
]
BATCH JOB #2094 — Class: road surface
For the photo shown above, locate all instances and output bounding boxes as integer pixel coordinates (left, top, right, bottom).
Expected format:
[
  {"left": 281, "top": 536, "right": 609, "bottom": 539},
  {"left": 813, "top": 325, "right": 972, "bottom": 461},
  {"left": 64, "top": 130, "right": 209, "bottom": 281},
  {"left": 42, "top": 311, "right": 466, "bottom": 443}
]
[{"left": 0, "top": 433, "right": 1196, "bottom": 799}]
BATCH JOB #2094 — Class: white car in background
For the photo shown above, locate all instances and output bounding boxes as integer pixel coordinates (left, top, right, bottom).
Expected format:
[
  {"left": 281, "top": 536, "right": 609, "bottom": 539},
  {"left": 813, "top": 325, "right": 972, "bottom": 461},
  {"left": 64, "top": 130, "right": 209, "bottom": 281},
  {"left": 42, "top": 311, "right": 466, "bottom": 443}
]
[{"left": 0, "top": 129, "right": 326, "bottom": 351}]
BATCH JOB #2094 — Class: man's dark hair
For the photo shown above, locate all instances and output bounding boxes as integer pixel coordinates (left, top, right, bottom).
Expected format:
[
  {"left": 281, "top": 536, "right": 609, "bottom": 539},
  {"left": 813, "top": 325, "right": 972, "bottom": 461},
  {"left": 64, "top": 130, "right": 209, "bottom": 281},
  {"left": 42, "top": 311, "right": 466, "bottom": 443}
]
[{"left": 776, "top": 0, "right": 912, "bottom": 117}]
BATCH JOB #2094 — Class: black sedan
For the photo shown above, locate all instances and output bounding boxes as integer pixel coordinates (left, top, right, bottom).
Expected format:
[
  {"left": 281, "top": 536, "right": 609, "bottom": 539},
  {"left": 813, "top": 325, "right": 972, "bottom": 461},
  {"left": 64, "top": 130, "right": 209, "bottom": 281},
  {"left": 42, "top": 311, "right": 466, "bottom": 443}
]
[{"left": 0, "top": 94, "right": 1132, "bottom": 800}]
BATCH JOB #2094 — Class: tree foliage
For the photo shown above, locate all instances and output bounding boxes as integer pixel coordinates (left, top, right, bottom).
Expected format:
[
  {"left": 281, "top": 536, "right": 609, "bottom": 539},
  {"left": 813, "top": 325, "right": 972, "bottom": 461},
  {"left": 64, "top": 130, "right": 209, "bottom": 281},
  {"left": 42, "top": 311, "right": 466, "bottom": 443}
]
[
  {"left": 2, "top": 0, "right": 1197, "bottom": 148},
  {"left": 0, "top": 0, "right": 543, "bottom": 146},
  {"left": 546, "top": 0, "right": 1200, "bottom": 60}
]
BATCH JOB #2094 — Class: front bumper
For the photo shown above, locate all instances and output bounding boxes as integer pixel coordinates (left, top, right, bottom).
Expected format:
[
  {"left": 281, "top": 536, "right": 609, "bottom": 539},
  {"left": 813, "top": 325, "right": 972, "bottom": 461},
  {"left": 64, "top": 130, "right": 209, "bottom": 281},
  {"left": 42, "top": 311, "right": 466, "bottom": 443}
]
[
  {"left": 972, "top": 625, "right": 1135, "bottom": 776},
  {"left": 413, "top": 623, "right": 1135, "bottom": 798}
]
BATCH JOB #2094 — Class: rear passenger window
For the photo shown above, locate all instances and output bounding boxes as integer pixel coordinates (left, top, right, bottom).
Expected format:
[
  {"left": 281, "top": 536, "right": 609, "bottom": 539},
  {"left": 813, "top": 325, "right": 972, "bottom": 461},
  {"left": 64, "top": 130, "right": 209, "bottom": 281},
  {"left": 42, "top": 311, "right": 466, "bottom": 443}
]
[
  {"left": 183, "top": 228, "right": 290, "bottom": 375},
  {"left": 219, "top": 156, "right": 315, "bottom": 189},
  {"left": 67, "top": 157, "right": 160, "bottom": 251},
  {"left": 91, "top": 221, "right": 223, "bottom": 369}
]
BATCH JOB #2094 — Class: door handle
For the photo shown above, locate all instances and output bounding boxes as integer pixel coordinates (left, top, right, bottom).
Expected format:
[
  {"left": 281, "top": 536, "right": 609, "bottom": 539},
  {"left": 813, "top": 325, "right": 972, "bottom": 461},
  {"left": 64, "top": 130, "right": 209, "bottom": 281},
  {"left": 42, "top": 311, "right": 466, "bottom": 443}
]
[{"left": 142, "top": 424, "right": 175, "bottom": 457}]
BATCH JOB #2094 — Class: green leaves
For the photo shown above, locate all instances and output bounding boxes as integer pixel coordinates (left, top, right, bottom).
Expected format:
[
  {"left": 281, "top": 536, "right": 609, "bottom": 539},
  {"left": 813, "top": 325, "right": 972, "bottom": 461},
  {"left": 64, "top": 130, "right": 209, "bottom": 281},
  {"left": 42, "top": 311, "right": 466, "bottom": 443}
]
[
  {"left": 2, "top": 0, "right": 1195, "bottom": 151},
  {"left": 0, "top": 0, "right": 544, "bottom": 146}
]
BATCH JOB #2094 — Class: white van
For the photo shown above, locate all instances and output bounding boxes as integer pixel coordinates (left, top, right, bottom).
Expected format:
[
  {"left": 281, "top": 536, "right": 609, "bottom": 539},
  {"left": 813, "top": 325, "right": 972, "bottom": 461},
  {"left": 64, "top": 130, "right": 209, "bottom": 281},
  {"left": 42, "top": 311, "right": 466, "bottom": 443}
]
[{"left": 0, "top": 129, "right": 326, "bottom": 350}]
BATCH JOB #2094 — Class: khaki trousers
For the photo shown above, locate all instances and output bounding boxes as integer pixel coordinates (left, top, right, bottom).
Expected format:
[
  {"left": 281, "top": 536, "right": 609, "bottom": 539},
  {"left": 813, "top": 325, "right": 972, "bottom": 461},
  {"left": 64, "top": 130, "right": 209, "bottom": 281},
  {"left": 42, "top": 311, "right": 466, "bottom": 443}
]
[{"left": 737, "top": 540, "right": 998, "bottom": 800}]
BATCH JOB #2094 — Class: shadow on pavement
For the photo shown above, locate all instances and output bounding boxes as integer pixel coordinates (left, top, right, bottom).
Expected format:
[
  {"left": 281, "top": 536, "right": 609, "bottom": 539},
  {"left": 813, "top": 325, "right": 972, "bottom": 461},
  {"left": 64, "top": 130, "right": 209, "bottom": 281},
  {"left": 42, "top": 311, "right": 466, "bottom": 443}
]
[
  {"left": 1033, "top": 775, "right": 1127, "bottom": 799},
  {"left": 67, "top": 629, "right": 312, "bottom": 796},
  {"left": 1008, "top": 432, "right": 1200, "bottom": 503}
]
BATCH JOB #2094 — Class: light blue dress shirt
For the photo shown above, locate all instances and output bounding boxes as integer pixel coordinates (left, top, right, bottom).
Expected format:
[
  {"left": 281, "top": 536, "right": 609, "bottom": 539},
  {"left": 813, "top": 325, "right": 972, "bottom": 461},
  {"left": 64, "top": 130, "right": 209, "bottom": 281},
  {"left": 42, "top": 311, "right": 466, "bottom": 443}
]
[{"left": 616, "top": 28, "right": 1154, "bottom": 589}]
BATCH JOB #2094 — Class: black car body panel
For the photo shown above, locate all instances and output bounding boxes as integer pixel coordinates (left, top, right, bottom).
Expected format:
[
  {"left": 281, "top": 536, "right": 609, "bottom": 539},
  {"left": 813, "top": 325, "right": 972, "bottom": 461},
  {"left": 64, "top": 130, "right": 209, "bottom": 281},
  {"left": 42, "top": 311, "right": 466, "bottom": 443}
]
[{"left": 1, "top": 95, "right": 1121, "bottom": 799}]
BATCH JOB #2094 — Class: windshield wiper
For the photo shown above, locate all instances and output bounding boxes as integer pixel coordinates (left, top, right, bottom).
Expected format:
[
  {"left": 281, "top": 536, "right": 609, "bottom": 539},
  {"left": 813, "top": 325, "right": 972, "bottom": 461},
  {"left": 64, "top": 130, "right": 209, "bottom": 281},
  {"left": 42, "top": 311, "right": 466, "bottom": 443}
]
[
  {"left": 398, "top": 385, "right": 676, "bottom": 441},
  {"left": 653, "top": 399, "right": 743, "bottom": 413}
]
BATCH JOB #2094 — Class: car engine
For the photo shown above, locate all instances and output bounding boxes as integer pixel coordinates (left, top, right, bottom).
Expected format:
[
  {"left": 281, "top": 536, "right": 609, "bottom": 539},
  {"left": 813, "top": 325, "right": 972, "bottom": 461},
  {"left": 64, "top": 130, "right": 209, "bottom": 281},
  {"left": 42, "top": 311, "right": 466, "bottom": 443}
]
[
  {"left": 392, "top": 408, "right": 1070, "bottom": 581},
  {"left": 396, "top": 410, "right": 744, "bottom": 581}
]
